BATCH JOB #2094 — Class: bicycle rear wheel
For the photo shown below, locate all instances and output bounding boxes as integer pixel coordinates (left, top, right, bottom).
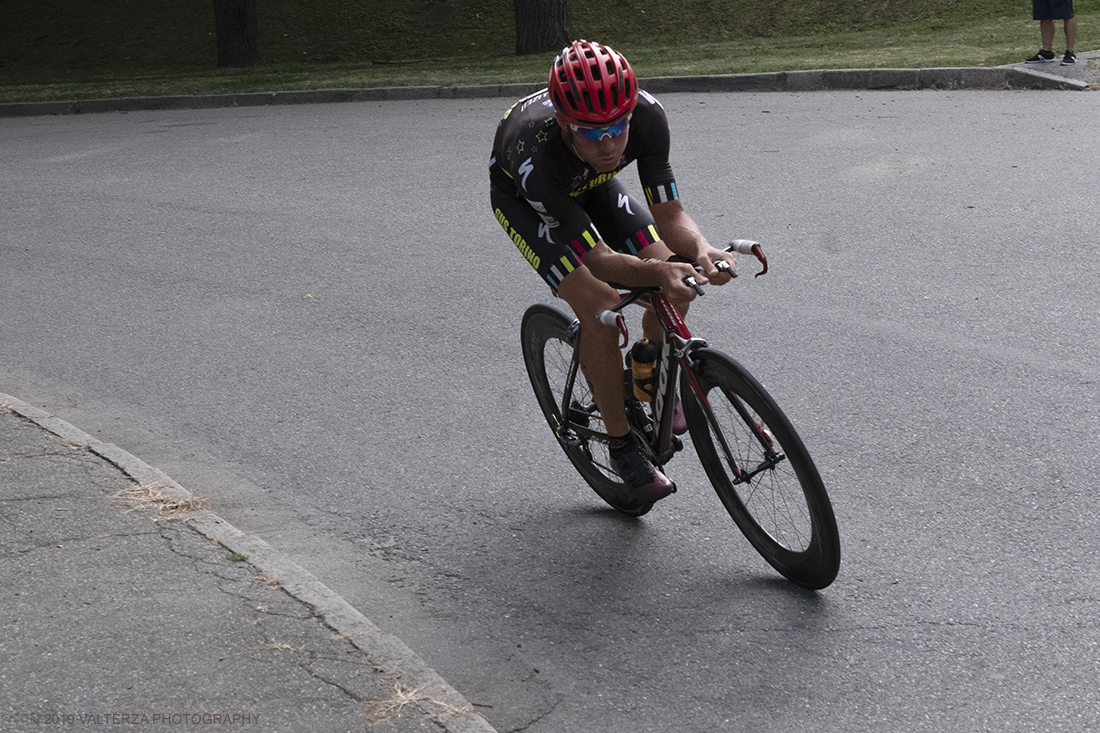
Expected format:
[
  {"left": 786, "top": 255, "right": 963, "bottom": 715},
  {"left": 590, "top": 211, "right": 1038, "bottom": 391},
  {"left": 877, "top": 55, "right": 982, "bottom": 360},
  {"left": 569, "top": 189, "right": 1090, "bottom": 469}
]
[
  {"left": 520, "top": 304, "right": 652, "bottom": 516},
  {"left": 682, "top": 348, "right": 840, "bottom": 589}
]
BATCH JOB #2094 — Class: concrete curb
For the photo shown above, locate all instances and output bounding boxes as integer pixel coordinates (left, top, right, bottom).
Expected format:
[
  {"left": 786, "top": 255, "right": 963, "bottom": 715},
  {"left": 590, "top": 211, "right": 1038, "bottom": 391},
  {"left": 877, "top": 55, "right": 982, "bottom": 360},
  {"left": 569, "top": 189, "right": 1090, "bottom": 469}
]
[
  {"left": 0, "top": 392, "right": 499, "bottom": 733},
  {"left": 0, "top": 65, "right": 1087, "bottom": 119},
  {"left": 643, "top": 65, "right": 1089, "bottom": 93}
]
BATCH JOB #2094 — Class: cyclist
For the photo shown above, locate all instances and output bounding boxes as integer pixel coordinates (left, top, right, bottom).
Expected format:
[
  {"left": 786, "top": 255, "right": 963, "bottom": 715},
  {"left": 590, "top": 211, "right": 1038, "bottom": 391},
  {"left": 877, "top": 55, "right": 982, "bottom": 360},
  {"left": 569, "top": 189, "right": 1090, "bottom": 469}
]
[{"left": 490, "top": 39, "right": 736, "bottom": 504}]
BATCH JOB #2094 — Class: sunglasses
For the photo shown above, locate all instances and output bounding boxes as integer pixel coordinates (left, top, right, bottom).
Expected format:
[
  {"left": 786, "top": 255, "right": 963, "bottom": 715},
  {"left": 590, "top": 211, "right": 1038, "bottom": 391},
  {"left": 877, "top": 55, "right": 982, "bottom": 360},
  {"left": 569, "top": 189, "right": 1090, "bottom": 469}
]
[{"left": 569, "top": 115, "right": 631, "bottom": 142}]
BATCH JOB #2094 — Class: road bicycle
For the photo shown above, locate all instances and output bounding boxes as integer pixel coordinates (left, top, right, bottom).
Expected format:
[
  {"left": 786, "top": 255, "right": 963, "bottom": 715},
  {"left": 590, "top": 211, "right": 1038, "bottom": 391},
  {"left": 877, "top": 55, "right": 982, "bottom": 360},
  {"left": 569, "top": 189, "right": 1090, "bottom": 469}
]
[{"left": 520, "top": 241, "right": 840, "bottom": 590}]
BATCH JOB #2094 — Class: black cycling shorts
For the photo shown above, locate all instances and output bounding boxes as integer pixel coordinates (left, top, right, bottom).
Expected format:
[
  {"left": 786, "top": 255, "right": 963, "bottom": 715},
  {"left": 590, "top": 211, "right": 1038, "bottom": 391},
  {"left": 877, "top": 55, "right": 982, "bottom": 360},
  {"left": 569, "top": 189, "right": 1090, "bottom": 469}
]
[
  {"left": 491, "top": 177, "right": 661, "bottom": 291},
  {"left": 1033, "top": 0, "right": 1074, "bottom": 20}
]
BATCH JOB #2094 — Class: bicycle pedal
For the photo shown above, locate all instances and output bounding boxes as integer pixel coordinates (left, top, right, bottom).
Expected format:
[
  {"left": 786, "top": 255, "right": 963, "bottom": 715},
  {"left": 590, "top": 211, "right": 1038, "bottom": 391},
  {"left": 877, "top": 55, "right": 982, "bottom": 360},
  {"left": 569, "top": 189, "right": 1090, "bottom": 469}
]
[
  {"left": 671, "top": 435, "right": 684, "bottom": 453},
  {"left": 556, "top": 428, "right": 584, "bottom": 448}
]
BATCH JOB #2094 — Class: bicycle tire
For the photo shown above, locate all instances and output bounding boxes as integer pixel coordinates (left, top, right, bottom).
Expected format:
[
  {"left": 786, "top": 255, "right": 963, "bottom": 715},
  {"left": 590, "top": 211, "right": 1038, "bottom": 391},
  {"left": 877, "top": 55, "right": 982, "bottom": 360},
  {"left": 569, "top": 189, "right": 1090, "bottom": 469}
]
[
  {"left": 520, "top": 304, "right": 653, "bottom": 517},
  {"left": 681, "top": 348, "right": 840, "bottom": 589}
]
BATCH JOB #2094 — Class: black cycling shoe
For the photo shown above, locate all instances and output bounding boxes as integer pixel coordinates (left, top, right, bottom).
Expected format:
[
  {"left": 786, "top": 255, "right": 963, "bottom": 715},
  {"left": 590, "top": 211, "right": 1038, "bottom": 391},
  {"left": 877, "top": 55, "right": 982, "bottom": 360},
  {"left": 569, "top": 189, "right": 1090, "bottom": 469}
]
[{"left": 610, "top": 438, "right": 676, "bottom": 503}]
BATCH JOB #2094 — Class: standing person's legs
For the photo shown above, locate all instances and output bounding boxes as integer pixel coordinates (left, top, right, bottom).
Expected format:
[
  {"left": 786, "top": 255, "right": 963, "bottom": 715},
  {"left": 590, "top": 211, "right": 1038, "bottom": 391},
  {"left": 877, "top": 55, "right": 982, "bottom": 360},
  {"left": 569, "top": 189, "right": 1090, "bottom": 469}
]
[
  {"left": 1041, "top": 18, "right": 1056, "bottom": 51},
  {"left": 1035, "top": 0, "right": 1054, "bottom": 49},
  {"left": 1047, "top": 0, "right": 1077, "bottom": 51},
  {"left": 1027, "top": 0, "right": 1059, "bottom": 61}
]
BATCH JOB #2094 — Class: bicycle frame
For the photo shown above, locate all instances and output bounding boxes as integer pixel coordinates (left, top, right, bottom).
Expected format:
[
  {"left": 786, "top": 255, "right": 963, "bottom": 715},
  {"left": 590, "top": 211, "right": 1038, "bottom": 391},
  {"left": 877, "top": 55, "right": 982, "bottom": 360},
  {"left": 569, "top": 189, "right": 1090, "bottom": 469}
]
[
  {"left": 526, "top": 240, "right": 839, "bottom": 588},
  {"left": 555, "top": 288, "right": 716, "bottom": 467},
  {"left": 557, "top": 242, "right": 782, "bottom": 482},
  {"left": 654, "top": 291, "right": 787, "bottom": 483}
]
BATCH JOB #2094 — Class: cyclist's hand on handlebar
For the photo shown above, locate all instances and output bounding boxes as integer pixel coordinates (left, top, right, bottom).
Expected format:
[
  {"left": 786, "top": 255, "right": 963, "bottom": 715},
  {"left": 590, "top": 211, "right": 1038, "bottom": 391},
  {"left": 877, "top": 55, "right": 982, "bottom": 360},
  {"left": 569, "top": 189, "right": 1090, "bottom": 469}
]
[
  {"left": 661, "top": 261, "right": 706, "bottom": 301},
  {"left": 696, "top": 248, "right": 737, "bottom": 286}
]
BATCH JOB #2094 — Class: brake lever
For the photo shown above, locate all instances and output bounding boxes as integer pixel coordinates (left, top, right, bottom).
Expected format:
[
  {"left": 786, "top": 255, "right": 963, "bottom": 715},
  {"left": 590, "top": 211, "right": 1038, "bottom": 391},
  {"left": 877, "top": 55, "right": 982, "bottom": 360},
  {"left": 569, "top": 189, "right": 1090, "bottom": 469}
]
[
  {"left": 716, "top": 260, "right": 738, "bottom": 279},
  {"left": 683, "top": 275, "right": 706, "bottom": 296}
]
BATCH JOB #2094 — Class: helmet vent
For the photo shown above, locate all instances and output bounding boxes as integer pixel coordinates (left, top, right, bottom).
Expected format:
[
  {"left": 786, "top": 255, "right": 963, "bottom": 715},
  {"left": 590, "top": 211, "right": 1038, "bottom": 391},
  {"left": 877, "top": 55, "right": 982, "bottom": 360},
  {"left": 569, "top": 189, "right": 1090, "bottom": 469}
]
[{"left": 548, "top": 40, "right": 637, "bottom": 126}]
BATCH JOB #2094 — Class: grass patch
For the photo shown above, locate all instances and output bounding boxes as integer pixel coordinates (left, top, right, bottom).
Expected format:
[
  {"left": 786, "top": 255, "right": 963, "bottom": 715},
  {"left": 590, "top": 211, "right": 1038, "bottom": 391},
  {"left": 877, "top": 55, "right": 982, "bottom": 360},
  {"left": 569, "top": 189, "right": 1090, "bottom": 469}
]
[
  {"left": 362, "top": 682, "right": 475, "bottom": 728},
  {"left": 111, "top": 480, "right": 209, "bottom": 520},
  {"left": 1, "top": 1, "right": 1096, "bottom": 103}
]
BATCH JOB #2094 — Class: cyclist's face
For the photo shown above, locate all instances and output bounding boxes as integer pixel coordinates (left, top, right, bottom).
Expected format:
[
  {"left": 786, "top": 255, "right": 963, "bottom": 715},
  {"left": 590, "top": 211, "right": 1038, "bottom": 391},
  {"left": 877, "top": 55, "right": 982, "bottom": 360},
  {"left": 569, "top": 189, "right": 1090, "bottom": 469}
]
[{"left": 559, "top": 115, "right": 630, "bottom": 173}]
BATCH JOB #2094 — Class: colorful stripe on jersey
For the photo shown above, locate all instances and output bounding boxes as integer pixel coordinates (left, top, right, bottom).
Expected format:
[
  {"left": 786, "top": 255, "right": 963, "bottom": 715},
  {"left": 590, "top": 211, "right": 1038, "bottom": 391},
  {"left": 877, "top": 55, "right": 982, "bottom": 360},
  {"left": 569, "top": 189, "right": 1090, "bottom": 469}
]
[
  {"left": 644, "top": 181, "right": 679, "bottom": 206},
  {"left": 547, "top": 253, "right": 580, "bottom": 289},
  {"left": 569, "top": 226, "right": 600, "bottom": 258},
  {"left": 624, "top": 224, "right": 661, "bottom": 255},
  {"left": 547, "top": 223, "right": 599, "bottom": 289}
]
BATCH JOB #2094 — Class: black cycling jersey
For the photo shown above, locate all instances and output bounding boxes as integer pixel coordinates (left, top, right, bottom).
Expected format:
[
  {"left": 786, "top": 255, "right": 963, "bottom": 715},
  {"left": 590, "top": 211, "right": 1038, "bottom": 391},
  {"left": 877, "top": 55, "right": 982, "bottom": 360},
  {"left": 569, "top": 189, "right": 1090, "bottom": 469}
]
[{"left": 489, "top": 88, "right": 681, "bottom": 289}]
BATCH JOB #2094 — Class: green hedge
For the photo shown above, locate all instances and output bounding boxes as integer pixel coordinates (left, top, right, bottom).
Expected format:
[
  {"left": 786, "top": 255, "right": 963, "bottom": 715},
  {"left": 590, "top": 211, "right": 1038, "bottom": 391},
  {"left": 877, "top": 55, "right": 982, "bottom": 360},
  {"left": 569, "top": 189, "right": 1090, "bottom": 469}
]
[{"left": 0, "top": 0, "right": 1024, "bottom": 77}]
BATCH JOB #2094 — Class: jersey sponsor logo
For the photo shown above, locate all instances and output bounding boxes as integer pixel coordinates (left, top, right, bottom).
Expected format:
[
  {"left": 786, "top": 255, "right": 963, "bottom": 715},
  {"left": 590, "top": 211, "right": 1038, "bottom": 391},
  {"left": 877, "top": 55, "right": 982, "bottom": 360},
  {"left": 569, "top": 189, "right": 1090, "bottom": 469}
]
[
  {"left": 655, "top": 336, "right": 671, "bottom": 422},
  {"left": 527, "top": 200, "right": 559, "bottom": 230},
  {"left": 639, "top": 89, "right": 663, "bottom": 108},
  {"left": 518, "top": 157, "right": 535, "bottom": 190},
  {"left": 537, "top": 222, "right": 554, "bottom": 243},
  {"left": 519, "top": 90, "right": 549, "bottom": 113},
  {"left": 494, "top": 207, "right": 541, "bottom": 271},
  {"left": 569, "top": 168, "right": 623, "bottom": 197},
  {"left": 617, "top": 193, "right": 635, "bottom": 216}
]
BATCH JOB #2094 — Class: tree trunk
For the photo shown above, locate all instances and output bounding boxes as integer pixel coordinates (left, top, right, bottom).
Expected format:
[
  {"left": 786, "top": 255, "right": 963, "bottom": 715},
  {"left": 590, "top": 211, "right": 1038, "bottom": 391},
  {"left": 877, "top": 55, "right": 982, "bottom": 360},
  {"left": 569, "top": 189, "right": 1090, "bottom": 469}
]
[
  {"left": 213, "top": 0, "right": 258, "bottom": 67},
  {"left": 514, "top": 0, "right": 573, "bottom": 56}
]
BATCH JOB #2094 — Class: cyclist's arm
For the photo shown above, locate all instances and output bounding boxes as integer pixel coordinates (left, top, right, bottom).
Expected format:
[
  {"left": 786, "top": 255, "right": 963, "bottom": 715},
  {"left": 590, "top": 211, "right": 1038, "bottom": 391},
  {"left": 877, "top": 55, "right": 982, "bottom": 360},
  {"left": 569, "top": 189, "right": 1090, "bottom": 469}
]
[
  {"left": 650, "top": 199, "right": 736, "bottom": 285},
  {"left": 582, "top": 240, "right": 699, "bottom": 300}
]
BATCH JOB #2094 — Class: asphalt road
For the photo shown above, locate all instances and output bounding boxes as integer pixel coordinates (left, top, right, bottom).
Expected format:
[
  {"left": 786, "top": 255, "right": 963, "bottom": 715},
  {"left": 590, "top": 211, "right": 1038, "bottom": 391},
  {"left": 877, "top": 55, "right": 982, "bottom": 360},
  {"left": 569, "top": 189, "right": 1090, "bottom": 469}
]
[{"left": 3, "top": 89, "right": 1099, "bottom": 732}]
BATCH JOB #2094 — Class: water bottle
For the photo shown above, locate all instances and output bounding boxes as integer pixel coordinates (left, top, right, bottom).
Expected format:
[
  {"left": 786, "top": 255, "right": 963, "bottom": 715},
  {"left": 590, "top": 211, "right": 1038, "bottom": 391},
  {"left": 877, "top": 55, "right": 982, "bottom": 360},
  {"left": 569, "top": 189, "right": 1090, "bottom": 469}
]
[{"left": 630, "top": 338, "right": 659, "bottom": 402}]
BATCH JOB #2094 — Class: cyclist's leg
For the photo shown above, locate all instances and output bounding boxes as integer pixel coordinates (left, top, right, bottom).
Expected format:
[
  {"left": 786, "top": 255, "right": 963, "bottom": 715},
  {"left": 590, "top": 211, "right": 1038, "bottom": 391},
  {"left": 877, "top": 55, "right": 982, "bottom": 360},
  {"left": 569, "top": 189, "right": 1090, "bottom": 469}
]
[
  {"left": 555, "top": 268, "right": 629, "bottom": 437},
  {"left": 492, "top": 189, "right": 629, "bottom": 436},
  {"left": 581, "top": 180, "right": 691, "bottom": 343},
  {"left": 491, "top": 189, "right": 573, "bottom": 290}
]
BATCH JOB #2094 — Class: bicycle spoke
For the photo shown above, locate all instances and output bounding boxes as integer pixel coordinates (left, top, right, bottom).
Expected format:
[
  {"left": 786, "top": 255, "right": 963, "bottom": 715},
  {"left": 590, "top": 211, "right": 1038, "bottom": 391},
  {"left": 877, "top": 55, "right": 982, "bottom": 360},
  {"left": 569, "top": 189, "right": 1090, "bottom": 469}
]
[
  {"left": 681, "top": 348, "right": 840, "bottom": 589},
  {"left": 710, "top": 393, "right": 812, "bottom": 549},
  {"left": 521, "top": 305, "right": 652, "bottom": 516}
]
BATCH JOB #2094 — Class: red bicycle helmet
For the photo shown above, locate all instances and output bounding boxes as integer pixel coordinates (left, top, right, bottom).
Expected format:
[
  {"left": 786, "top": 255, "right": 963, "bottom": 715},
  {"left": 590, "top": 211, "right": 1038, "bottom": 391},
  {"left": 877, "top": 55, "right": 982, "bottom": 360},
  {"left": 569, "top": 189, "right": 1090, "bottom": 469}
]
[{"left": 548, "top": 40, "right": 638, "bottom": 127}]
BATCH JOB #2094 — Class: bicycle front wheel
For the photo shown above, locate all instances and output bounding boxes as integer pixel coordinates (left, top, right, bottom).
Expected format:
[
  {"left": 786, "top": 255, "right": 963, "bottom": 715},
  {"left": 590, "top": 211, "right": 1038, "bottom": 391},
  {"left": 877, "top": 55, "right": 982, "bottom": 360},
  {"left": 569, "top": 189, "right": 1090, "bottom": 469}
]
[
  {"left": 682, "top": 348, "right": 840, "bottom": 589},
  {"left": 520, "top": 304, "right": 652, "bottom": 517}
]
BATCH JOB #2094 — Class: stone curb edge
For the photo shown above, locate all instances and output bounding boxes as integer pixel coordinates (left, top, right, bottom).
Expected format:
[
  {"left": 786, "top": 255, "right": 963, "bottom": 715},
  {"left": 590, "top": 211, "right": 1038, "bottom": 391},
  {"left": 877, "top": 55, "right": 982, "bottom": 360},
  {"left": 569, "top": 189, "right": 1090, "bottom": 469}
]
[
  {"left": 0, "top": 65, "right": 1087, "bottom": 119},
  {"left": 0, "top": 392, "right": 499, "bottom": 733}
]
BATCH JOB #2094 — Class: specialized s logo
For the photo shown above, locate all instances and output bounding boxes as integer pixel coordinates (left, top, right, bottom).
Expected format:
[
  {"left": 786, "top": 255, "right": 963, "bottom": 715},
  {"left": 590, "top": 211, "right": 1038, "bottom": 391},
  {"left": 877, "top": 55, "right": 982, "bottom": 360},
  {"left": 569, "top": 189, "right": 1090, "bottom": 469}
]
[
  {"left": 617, "top": 193, "right": 634, "bottom": 216},
  {"left": 518, "top": 157, "right": 535, "bottom": 190}
]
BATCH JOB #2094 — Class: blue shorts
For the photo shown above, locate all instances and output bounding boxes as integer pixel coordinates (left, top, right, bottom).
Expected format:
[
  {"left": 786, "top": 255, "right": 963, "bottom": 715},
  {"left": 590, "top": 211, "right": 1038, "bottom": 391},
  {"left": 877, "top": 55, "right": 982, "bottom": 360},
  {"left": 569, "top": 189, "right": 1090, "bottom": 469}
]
[{"left": 1033, "top": 0, "right": 1074, "bottom": 20}]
